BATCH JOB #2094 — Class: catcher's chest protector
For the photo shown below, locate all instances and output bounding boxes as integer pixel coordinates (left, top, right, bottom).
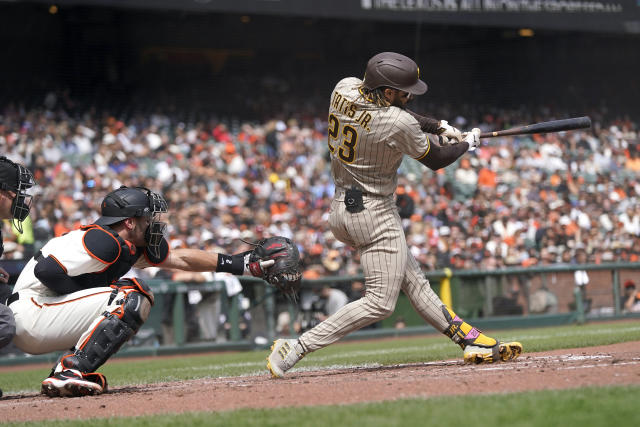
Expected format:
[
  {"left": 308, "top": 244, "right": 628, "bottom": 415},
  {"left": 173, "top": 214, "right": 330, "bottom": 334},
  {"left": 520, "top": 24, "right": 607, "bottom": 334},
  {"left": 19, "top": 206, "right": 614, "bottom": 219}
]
[{"left": 71, "top": 225, "right": 142, "bottom": 288}]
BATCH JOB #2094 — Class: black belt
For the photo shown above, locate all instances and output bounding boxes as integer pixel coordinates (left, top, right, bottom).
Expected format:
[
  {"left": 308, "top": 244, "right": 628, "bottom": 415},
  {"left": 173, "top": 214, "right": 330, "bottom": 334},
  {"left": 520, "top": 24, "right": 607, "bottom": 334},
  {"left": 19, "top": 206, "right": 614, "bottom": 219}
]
[
  {"left": 336, "top": 187, "right": 387, "bottom": 198},
  {"left": 4, "top": 252, "right": 45, "bottom": 306},
  {"left": 5, "top": 252, "right": 45, "bottom": 306},
  {"left": 337, "top": 187, "right": 372, "bottom": 197},
  {"left": 6, "top": 292, "right": 19, "bottom": 306}
]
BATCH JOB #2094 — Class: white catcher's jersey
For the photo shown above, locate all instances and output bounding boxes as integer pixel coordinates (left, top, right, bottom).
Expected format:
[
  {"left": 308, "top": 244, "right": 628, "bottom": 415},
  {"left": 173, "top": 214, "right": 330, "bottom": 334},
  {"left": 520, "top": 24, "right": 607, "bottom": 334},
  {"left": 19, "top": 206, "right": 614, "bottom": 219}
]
[
  {"left": 13, "top": 225, "right": 164, "bottom": 296},
  {"left": 328, "top": 77, "right": 430, "bottom": 196},
  {"left": 14, "top": 230, "right": 110, "bottom": 296}
]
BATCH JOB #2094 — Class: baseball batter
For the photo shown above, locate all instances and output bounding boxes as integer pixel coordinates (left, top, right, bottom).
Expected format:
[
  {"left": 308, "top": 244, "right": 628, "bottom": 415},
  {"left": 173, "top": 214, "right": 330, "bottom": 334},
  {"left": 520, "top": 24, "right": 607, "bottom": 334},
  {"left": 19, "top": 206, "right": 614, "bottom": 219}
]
[
  {"left": 267, "top": 52, "right": 522, "bottom": 377},
  {"left": 8, "top": 185, "right": 286, "bottom": 398},
  {"left": 0, "top": 156, "right": 36, "bottom": 398}
]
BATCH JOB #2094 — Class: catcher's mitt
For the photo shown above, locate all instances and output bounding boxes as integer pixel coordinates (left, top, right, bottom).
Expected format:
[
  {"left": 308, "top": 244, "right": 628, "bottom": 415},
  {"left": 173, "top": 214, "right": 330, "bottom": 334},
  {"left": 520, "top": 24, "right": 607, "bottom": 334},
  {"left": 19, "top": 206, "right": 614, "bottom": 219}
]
[{"left": 248, "top": 236, "right": 302, "bottom": 296}]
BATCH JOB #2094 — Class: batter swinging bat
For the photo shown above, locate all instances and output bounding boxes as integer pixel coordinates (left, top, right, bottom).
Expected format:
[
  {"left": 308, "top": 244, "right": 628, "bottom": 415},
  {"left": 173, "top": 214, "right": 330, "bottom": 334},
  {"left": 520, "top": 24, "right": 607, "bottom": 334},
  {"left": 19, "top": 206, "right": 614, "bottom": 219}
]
[{"left": 480, "top": 116, "right": 591, "bottom": 138}]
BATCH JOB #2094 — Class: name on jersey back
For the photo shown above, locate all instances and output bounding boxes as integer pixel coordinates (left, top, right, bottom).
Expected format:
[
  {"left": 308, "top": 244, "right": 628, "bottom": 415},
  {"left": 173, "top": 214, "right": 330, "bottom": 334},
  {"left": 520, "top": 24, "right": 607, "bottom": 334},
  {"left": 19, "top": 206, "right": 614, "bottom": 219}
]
[{"left": 331, "top": 91, "right": 373, "bottom": 131}]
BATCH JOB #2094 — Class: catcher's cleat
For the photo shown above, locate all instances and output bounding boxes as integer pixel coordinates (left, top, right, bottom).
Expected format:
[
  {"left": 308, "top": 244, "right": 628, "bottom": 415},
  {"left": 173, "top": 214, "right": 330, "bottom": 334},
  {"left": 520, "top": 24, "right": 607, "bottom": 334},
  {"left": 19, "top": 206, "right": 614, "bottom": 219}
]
[
  {"left": 464, "top": 341, "right": 523, "bottom": 364},
  {"left": 441, "top": 306, "right": 523, "bottom": 363},
  {"left": 41, "top": 369, "right": 107, "bottom": 398},
  {"left": 266, "top": 339, "right": 305, "bottom": 378}
]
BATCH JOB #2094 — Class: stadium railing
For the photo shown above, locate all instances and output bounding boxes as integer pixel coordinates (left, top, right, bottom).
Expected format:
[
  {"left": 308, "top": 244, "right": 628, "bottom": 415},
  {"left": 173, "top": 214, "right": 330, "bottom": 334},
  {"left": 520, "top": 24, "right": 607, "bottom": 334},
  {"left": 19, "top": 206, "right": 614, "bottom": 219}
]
[{"left": 1, "top": 262, "right": 639, "bottom": 366}]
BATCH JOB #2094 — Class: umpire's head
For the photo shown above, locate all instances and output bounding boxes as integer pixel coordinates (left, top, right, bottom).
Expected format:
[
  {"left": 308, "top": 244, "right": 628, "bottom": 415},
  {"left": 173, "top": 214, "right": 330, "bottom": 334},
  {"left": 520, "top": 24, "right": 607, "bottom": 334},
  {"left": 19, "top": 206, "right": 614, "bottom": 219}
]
[{"left": 0, "top": 156, "right": 36, "bottom": 234}]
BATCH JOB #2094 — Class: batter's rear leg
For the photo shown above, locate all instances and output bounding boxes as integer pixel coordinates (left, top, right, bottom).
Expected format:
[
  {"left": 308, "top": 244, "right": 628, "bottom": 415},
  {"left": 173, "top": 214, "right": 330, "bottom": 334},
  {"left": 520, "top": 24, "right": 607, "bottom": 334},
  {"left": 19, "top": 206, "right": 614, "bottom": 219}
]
[
  {"left": 441, "top": 305, "right": 522, "bottom": 363},
  {"left": 42, "top": 279, "right": 154, "bottom": 397},
  {"left": 402, "top": 256, "right": 522, "bottom": 363}
]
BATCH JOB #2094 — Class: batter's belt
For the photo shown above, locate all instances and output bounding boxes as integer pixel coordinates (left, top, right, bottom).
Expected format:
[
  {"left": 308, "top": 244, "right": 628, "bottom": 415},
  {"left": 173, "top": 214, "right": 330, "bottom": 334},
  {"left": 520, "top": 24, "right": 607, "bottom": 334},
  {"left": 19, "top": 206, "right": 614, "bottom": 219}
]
[
  {"left": 335, "top": 187, "right": 392, "bottom": 214},
  {"left": 333, "top": 187, "right": 389, "bottom": 201}
]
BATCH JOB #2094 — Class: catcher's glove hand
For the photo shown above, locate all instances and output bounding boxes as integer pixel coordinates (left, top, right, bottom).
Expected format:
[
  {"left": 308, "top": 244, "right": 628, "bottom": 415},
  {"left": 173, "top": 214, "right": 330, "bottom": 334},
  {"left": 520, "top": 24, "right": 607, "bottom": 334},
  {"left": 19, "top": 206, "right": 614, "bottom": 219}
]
[{"left": 247, "top": 236, "right": 302, "bottom": 296}]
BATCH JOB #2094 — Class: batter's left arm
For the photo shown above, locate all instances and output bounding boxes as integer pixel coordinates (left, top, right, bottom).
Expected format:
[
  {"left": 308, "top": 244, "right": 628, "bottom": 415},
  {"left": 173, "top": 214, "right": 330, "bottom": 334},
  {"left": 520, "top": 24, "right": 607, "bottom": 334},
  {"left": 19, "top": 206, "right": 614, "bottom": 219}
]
[{"left": 417, "top": 137, "right": 470, "bottom": 170}]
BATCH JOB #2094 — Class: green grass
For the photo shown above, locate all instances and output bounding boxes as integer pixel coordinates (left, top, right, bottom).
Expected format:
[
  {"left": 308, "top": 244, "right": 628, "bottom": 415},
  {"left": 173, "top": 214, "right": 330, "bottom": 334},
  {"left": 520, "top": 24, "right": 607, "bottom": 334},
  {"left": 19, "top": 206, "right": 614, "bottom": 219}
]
[
  {"left": 3, "top": 320, "right": 640, "bottom": 394},
  {"left": 6, "top": 386, "right": 640, "bottom": 427}
]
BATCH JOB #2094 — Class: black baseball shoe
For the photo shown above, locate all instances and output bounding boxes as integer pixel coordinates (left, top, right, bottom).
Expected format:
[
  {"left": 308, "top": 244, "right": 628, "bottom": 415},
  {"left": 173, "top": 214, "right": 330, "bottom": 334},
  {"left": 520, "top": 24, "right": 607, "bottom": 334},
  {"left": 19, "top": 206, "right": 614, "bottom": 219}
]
[{"left": 41, "top": 369, "right": 107, "bottom": 397}]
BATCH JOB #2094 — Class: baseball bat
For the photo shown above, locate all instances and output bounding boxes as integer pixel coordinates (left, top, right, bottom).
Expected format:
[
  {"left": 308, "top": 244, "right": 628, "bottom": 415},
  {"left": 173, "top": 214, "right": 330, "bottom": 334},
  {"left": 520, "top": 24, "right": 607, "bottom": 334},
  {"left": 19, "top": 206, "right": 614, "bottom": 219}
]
[{"left": 480, "top": 116, "right": 591, "bottom": 138}]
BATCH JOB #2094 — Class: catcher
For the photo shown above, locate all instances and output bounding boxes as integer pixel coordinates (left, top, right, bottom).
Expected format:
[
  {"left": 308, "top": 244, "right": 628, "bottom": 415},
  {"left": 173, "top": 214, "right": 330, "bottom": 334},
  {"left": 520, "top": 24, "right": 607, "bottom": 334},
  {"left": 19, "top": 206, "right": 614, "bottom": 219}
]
[{"left": 8, "top": 185, "right": 301, "bottom": 398}]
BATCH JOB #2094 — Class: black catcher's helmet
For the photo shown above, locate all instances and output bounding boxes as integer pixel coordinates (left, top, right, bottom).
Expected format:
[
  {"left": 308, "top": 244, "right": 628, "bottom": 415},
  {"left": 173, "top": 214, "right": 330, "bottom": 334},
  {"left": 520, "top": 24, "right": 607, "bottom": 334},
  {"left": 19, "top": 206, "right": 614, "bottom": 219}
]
[
  {"left": 362, "top": 52, "right": 428, "bottom": 95},
  {"left": 95, "top": 186, "right": 169, "bottom": 257},
  {"left": 0, "top": 156, "right": 36, "bottom": 234}
]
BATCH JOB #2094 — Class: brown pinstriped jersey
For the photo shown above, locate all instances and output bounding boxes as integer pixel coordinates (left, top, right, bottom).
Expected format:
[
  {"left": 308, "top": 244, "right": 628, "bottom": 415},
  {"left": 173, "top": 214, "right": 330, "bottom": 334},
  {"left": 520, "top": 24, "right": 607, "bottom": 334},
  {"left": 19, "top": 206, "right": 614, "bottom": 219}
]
[{"left": 328, "top": 77, "right": 430, "bottom": 196}]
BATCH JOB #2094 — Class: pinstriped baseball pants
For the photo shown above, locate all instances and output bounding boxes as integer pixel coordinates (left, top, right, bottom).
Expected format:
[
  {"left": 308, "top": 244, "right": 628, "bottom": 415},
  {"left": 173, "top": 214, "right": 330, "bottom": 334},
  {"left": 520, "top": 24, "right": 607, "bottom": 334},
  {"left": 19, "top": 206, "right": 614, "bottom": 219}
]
[{"left": 299, "top": 191, "right": 449, "bottom": 352}]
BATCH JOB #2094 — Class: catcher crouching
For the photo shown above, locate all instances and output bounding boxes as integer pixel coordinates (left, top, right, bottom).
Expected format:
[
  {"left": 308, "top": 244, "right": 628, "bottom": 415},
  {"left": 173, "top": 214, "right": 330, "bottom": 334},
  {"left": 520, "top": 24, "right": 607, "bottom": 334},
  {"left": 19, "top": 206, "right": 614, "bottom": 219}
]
[{"left": 9, "top": 185, "right": 301, "bottom": 398}]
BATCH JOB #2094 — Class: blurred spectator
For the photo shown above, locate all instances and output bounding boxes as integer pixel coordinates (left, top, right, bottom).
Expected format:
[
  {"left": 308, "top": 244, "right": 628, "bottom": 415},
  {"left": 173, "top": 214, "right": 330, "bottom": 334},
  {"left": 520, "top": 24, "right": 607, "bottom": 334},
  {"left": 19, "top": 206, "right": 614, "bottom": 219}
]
[
  {"left": 317, "top": 286, "right": 349, "bottom": 320},
  {"left": 158, "top": 269, "right": 200, "bottom": 345},
  {"left": 565, "top": 246, "right": 591, "bottom": 313},
  {"left": 221, "top": 294, "right": 252, "bottom": 341},
  {"left": 1, "top": 103, "right": 639, "bottom": 327},
  {"left": 453, "top": 158, "right": 478, "bottom": 200},
  {"left": 172, "top": 270, "right": 223, "bottom": 342},
  {"left": 573, "top": 246, "right": 592, "bottom": 312},
  {"left": 621, "top": 280, "right": 640, "bottom": 313},
  {"left": 276, "top": 310, "right": 301, "bottom": 336},
  {"left": 394, "top": 316, "right": 407, "bottom": 329},
  {"left": 529, "top": 286, "right": 559, "bottom": 314}
]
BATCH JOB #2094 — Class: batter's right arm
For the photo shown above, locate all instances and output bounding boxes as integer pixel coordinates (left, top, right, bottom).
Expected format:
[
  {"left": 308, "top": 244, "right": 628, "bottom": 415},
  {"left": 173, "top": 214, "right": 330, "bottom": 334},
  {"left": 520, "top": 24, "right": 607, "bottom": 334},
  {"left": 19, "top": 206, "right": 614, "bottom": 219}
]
[
  {"left": 405, "top": 109, "right": 440, "bottom": 134},
  {"left": 406, "top": 109, "right": 463, "bottom": 142}
]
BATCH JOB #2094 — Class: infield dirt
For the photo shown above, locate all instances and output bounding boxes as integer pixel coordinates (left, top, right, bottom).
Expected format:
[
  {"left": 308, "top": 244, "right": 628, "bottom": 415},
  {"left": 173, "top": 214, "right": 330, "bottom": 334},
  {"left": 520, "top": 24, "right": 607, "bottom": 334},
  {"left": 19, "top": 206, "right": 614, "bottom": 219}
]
[{"left": 2, "top": 340, "right": 640, "bottom": 422}]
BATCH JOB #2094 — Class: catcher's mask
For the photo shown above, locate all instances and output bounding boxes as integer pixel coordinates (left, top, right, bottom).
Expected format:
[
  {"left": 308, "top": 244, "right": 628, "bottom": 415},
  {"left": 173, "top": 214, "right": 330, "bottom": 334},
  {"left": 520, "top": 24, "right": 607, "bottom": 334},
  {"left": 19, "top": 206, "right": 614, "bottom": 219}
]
[
  {"left": 0, "top": 156, "right": 36, "bottom": 234},
  {"left": 95, "top": 186, "right": 169, "bottom": 258},
  {"left": 362, "top": 52, "right": 427, "bottom": 96}
]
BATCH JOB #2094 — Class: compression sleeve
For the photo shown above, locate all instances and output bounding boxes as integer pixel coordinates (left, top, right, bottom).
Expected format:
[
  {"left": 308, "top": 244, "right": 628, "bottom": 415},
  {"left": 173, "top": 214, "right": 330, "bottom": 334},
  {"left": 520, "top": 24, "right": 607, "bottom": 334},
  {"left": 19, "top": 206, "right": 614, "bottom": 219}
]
[
  {"left": 418, "top": 139, "right": 471, "bottom": 170},
  {"left": 405, "top": 109, "right": 441, "bottom": 134}
]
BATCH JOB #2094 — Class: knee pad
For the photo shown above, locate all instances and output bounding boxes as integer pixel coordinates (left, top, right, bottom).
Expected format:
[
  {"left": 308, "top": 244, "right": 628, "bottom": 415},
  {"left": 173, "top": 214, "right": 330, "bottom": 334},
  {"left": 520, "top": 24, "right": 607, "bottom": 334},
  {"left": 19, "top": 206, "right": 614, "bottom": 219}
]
[
  {"left": 59, "top": 290, "right": 152, "bottom": 374},
  {"left": 118, "top": 290, "right": 153, "bottom": 331}
]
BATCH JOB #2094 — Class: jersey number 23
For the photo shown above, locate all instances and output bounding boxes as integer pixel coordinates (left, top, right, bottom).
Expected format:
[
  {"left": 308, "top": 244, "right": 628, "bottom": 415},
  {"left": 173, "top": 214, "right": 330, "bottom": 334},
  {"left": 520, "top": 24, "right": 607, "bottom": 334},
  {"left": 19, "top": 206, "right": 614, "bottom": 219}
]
[{"left": 328, "top": 113, "right": 359, "bottom": 163}]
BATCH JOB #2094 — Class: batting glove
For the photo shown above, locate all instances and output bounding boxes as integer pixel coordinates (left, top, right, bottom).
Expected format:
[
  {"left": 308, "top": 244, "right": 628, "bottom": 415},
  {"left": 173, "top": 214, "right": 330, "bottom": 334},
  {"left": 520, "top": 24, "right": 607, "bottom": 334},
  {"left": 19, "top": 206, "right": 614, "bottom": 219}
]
[
  {"left": 437, "top": 120, "right": 463, "bottom": 143},
  {"left": 462, "top": 128, "right": 482, "bottom": 151}
]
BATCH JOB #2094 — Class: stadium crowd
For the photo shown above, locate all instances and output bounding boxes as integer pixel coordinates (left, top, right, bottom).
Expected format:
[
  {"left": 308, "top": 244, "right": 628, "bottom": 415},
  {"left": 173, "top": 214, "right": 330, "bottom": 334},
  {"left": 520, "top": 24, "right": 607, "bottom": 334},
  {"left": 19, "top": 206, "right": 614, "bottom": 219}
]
[{"left": 1, "top": 100, "right": 639, "bottom": 281}]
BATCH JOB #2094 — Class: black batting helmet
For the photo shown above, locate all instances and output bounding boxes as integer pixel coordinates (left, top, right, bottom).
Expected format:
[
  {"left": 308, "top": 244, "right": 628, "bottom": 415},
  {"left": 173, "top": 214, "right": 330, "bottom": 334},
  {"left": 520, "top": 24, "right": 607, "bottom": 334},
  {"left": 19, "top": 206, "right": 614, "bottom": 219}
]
[
  {"left": 0, "top": 156, "right": 36, "bottom": 234},
  {"left": 95, "top": 186, "right": 168, "bottom": 257},
  {"left": 362, "top": 52, "right": 427, "bottom": 95}
]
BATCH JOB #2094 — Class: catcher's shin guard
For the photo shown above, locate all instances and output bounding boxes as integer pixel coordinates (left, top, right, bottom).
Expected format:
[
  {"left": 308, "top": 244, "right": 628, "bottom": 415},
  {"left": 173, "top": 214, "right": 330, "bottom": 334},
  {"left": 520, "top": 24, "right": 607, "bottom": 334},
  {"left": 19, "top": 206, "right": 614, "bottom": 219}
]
[
  {"left": 51, "top": 288, "right": 153, "bottom": 377},
  {"left": 441, "top": 305, "right": 522, "bottom": 364}
]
